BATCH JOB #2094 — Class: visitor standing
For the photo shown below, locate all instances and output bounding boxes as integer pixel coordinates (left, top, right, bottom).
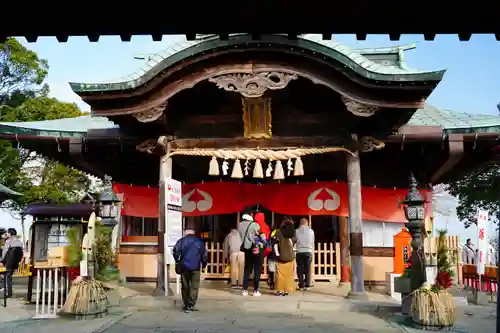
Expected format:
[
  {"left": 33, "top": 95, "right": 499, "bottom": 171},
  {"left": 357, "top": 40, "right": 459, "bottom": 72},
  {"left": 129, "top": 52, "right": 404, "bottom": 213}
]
[
  {"left": 0, "top": 228, "right": 23, "bottom": 298},
  {"left": 223, "top": 225, "right": 244, "bottom": 288},
  {"left": 274, "top": 219, "right": 296, "bottom": 296},
  {"left": 238, "top": 208, "right": 264, "bottom": 296},
  {"left": 295, "top": 218, "right": 314, "bottom": 290},
  {"left": 173, "top": 228, "right": 208, "bottom": 312},
  {"left": 462, "top": 238, "right": 476, "bottom": 264}
]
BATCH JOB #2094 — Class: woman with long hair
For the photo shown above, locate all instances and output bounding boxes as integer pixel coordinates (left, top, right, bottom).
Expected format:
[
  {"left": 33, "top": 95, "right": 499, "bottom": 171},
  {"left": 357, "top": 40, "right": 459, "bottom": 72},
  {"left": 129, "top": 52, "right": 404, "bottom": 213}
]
[{"left": 273, "top": 218, "right": 296, "bottom": 296}]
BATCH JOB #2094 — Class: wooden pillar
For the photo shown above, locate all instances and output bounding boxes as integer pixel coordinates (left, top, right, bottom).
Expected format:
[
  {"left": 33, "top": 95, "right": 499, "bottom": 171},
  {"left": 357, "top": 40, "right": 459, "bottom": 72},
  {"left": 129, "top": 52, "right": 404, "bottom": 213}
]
[
  {"left": 338, "top": 216, "right": 350, "bottom": 284},
  {"left": 308, "top": 215, "right": 314, "bottom": 287},
  {"left": 154, "top": 141, "right": 174, "bottom": 296},
  {"left": 346, "top": 135, "right": 367, "bottom": 299}
]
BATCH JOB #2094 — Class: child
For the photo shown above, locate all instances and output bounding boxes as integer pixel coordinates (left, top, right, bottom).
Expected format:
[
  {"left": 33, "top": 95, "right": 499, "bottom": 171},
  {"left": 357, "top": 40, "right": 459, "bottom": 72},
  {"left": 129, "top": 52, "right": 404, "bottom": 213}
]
[{"left": 267, "top": 229, "right": 279, "bottom": 289}]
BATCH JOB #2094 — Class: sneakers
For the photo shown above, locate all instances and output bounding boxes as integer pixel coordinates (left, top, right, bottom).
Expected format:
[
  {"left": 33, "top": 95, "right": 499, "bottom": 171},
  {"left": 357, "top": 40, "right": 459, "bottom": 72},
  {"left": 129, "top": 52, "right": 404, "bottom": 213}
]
[
  {"left": 242, "top": 290, "right": 261, "bottom": 296},
  {"left": 183, "top": 305, "right": 199, "bottom": 313}
]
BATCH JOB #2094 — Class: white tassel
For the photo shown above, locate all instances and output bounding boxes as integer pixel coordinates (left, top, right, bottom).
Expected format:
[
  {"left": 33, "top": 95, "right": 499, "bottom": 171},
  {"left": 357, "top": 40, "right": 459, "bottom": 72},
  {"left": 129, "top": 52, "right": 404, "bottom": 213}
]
[
  {"left": 231, "top": 159, "right": 243, "bottom": 179},
  {"left": 222, "top": 159, "right": 229, "bottom": 176},
  {"left": 273, "top": 160, "right": 285, "bottom": 180},
  {"left": 294, "top": 157, "right": 304, "bottom": 176},
  {"left": 287, "top": 159, "right": 293, "bottom": 176},
  {"left": 253, "top": 158, "right": 264, "bottom": 178},
  {"left": 208, "top": 157, "right": 219, "bottom": 176},
  {"left": 244, "top": 159, "right": 250, "bottom": 176},
  {"left": 265, "top": 160, "right": 273, "bottom": 177}
]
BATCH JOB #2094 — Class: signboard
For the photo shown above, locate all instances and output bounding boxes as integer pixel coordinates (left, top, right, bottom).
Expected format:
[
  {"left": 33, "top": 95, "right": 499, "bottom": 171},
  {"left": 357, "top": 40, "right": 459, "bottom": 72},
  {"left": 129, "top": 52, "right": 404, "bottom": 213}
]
[
  {"left": 476, "top": 209, "right": 489, "bottom": 275},
  {"left": 165, "top": 178, "right": 183, "bottom": 264},
  {"left": 403, "top": 246, "right": 410, "bottom": 266}
]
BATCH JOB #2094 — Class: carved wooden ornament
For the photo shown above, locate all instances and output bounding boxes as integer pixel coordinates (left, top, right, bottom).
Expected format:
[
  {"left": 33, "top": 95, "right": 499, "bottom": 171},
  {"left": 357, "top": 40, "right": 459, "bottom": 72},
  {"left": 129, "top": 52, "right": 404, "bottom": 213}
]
[
  {"left": 133, "top": 102, "right": 167, "bottom": 123},
  {"left": 341, "top": 96, "right": 379, "bottom": 117},
  {"left": 360, "top": 136, "right": 385, "bottom": 152},
  {"left": 208, "top": 72, "right": 298, "bottom": 98},
  {"left": 241, "top": 97, "right": 272, "bottom": 139}
]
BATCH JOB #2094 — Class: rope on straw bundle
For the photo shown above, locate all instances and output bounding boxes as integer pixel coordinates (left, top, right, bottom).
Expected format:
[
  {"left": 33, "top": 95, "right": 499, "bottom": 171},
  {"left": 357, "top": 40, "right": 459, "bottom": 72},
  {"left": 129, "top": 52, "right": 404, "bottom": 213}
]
[
  {"left": 60, "top": 278, "right": 109, "bottom": 319},
  {"left": 409, "top": 287, "right": 456, "bottom": 329}
]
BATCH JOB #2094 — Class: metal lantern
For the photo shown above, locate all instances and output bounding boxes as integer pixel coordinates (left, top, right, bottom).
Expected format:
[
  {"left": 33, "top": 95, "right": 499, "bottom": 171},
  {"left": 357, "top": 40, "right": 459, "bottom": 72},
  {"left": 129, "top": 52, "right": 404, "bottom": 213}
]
[
  {"left": 402, "top": 174, "right": 426, "bottom": 222},
  {"left": 95, "top": 176, "right": 121, "bottom": 228},
  {"left": 402, "top": 173, "right": 427, "bottom": 292}
]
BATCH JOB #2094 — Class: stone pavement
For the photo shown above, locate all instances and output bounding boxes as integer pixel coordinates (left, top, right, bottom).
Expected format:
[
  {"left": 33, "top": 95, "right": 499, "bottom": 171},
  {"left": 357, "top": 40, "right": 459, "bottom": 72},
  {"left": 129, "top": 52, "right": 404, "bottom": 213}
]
[
  {"left": 107, "top": 296, "right": 403, "bottom": 333},
  {"left": 0, "top": 281, "right": 496, "bottom": 333}
]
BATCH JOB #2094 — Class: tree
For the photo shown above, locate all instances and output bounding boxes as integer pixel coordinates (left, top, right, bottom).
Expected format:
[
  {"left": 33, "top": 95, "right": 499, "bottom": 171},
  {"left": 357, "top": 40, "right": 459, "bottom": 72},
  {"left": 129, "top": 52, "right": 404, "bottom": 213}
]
[
  {"left": 0, "top": 38, "right": 94, "bottom": 212},
  {"left": 447, "top": 163, "right": 500, "bottom": 228}
]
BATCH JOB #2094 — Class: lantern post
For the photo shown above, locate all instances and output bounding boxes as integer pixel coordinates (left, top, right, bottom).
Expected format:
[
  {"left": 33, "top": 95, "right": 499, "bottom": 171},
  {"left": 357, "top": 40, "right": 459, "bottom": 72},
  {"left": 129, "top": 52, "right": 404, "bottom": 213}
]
[{"left": 401, "top": 174, "right": 427, "bottom": 293}]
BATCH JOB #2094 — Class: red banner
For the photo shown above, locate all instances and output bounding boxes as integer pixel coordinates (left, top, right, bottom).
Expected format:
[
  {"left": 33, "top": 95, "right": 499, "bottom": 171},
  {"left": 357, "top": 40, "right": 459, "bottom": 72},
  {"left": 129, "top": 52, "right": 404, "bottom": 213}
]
[{"left": 114, "top": 182, "right": 428, "bottom": 223}]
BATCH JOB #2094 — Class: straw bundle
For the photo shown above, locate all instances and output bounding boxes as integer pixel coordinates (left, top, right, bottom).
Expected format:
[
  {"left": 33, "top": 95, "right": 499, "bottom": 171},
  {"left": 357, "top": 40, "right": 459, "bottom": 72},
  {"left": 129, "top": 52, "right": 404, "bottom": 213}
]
[
  {"left": 60, "top": 277, "right": 109, "bottom": 319},
  {"left": 410, "top": 287, "right": 455, "bottom": 330}
]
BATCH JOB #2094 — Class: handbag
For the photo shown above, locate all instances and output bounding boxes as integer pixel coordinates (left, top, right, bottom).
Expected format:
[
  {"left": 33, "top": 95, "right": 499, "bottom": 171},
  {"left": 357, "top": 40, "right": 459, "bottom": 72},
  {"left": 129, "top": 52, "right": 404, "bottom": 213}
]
[{"left": 175, "top": 241, "right": 183, "bottom": 275}]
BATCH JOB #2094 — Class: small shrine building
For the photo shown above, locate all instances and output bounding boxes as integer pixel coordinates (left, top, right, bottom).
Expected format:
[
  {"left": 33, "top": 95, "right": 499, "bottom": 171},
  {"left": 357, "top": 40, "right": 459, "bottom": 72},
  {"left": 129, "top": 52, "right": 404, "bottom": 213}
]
[{"left": 1, "top": 34, "right": 499, "bottom": 296}]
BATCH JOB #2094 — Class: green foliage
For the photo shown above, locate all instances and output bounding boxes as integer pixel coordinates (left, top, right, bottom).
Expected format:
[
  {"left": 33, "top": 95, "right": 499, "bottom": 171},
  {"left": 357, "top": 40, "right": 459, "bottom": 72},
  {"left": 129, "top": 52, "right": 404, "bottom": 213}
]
[
  {"left": 66, "top": 226, "right": 83, "bottom": 268},
  {"left": 447, "top": 164, "right": 500, "bottom": 228},
  {"left": 0, "top": 38, "right": 48, "bottom": 95},
  {"left": 0, "top": 38, "right": 93, "bottom": 212},
  {"left": 93, "top": 221, "right": 121, "bottom": 282},
  {"left": 436, "top": 229, "right": 454, "bottom": 277}
]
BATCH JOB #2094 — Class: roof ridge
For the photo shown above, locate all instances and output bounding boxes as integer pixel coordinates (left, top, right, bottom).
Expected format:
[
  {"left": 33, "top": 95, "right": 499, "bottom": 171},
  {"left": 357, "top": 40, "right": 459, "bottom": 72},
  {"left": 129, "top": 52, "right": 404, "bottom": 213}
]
[{"left": 355, "top": 42, "right": 417, "bottom": 54}]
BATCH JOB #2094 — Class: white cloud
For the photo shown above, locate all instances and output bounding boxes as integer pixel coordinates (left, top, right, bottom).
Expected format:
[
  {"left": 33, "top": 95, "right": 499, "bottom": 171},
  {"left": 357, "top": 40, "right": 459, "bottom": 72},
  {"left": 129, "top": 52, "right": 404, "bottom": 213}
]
[{"left": 47, "top": 81, "right": 90, "bottom": 112}]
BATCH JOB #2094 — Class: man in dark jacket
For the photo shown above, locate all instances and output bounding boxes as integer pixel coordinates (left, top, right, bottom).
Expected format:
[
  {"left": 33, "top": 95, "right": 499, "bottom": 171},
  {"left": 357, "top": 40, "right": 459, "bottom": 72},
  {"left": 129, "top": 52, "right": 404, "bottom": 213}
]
[
  {"left": 1, "top": 228, "right": 24, "bottom": 298},
  {"left": 173, "top": 228, "right": 208, "bottom": 312}
]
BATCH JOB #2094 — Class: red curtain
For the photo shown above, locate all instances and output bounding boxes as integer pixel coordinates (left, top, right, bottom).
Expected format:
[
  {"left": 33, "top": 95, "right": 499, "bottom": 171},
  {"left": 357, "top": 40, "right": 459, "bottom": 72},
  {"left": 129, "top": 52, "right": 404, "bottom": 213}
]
[{"left": 114, "top": 182, "right": 428, "bottom": 223}]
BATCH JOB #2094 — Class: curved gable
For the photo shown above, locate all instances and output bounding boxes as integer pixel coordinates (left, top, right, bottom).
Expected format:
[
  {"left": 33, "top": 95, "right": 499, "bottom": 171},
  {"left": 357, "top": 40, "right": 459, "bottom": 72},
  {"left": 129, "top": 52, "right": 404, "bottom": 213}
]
[{"left": 70, "top": 34, "right": 445, "bottom": 94}]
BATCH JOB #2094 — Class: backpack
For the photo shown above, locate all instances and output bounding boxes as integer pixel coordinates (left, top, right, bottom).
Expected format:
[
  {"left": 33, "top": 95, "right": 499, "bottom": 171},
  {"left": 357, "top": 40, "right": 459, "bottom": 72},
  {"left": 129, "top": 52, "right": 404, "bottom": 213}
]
[{"left": 263, "top": 229, "right": 278, "bottom": 258}]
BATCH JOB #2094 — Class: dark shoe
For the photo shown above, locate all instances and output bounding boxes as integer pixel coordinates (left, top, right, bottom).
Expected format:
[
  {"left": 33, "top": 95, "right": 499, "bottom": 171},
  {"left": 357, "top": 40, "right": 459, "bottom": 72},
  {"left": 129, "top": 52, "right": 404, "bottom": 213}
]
[
  {"left": 284, "top": 292, "right": 290, "bottom": 296},
  {"left": 190, "top": 306, "right": 199, "bottom": 312},
  {"left": 182, "top": 306, "right": 190, "bottom": 313},
  {"left": 276, "top": 291, "right": 284, "bottom": 296}
]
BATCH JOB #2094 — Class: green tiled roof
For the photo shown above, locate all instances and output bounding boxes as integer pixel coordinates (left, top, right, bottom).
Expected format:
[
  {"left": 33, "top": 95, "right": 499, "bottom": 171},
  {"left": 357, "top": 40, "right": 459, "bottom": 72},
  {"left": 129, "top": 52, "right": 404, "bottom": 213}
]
[
  {"left": 0, "top": 184, "right": 22, "bottom": 197},
  {"left": 408, "top": 104, "right": 500, "bottom": 132},
  {"left": 0, "top": 116, "right": 117, "bottom": 138},
  {"left": 70, "top": 34, "right": 445, "bottom": 93}
]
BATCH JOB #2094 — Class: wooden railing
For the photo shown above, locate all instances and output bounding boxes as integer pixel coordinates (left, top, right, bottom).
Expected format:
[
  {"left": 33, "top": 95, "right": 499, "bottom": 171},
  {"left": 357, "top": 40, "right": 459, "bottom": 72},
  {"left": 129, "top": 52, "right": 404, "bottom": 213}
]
[{"left": 202, "top": 241, "right": 340, "bottom": 282}]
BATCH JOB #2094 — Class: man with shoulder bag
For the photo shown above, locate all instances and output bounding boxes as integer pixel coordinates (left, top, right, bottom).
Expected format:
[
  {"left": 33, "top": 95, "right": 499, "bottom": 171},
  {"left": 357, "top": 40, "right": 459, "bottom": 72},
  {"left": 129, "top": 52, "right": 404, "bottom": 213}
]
[
  {"left": 238, "top": 208, "right": 265, "bottom": 297},
  {"left": 0, "top": 228, "right": 24, "bottom": 298}
]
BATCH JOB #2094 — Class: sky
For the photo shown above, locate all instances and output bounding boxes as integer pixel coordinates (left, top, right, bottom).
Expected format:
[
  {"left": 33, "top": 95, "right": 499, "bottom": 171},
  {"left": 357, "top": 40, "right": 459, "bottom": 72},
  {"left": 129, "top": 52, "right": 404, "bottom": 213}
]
[{"left": 2, "top": 34, "right": 500, "bottom": 244}]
